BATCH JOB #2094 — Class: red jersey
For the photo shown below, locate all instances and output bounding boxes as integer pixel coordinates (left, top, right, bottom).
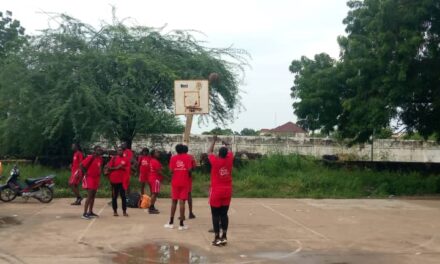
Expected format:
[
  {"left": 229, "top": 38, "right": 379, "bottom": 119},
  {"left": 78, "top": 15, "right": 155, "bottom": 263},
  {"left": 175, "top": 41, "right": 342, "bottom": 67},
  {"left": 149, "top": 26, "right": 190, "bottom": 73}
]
[
  {"left": 149, "top": 158, "right": 163, "bottom": 181},
  {"left": 81, "top": 155, "right": 103, "bottom": 181},
  {"left": 71, "top": 151, "right": 84, "bottom": 175},
  {"left": 208, "top": 151, "right": 233, "bottom": 188},
  {"left": 108, "top": 156, "right": 128, "bottom": 184},
  {"left": 138, "top": 155, "right": 151, "bottom": 176},
  {"left": 123, "top": 149, "right": 133, "bottom": 168},
  {"left": 169, "top": 154, "right": 194, "bottom": 187}
]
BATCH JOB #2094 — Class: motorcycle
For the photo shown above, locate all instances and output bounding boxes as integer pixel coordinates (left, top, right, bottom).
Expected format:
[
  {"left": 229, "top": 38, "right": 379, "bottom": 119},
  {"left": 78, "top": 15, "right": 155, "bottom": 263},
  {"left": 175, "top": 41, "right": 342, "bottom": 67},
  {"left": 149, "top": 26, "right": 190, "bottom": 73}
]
[{"left": 0, "top": 165, "right": 55, "bottom": 203}]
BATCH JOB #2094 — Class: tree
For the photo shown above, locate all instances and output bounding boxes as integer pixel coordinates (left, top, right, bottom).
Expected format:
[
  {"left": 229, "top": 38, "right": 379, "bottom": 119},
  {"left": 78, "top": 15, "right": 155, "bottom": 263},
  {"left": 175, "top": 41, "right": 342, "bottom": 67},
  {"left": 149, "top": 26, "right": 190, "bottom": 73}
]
[
  {"left": 202, "top": 127, "right": 235, "bottom": 135},
  {"left": 240, "top": 128, "right": 259, "bottom": 136},
  {"left": 0, "top": 11, "right": 248, "bottom": 158},
  {"left": 290, "top": 0, "right": 440, "bottom": 142}
]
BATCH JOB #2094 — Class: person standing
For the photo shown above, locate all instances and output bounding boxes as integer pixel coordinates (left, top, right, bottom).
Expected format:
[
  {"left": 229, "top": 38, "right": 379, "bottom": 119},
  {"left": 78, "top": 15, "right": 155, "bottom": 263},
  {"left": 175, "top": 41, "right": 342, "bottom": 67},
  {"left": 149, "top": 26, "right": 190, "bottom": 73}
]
[
  {"left": 164, "top": 144, "right": 194, "bottom": 230},
  {"left": 148, "top": 149, "right": 163, "bottom": 214},
  {"left": 69, "top": 143, "right": 84, "bottom": 205},
  {"left": 208, "top": 136, "right": 233, "bottom": 246},
  {"left": 121, "top": 142, "right": 135, "bottom": 193},
  {"left": 182, "top": 145, "right": 197, "bottom": 219},
  {"left": 106, "top": 146, "right": 129, "bottom": 217},
  {"left": 138, "top": 148, "right": 151, "bottom": 195},
  {"left": 81, "top": 145, "right": 103, "bottom": 220}
]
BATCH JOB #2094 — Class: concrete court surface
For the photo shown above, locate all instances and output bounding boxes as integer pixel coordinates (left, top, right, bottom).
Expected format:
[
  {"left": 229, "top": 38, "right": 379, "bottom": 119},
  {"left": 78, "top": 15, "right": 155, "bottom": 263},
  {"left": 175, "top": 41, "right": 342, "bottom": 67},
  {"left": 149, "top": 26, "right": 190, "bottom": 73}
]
[{"left": 0, "top": 198, "right": 440, "bottom": 264}]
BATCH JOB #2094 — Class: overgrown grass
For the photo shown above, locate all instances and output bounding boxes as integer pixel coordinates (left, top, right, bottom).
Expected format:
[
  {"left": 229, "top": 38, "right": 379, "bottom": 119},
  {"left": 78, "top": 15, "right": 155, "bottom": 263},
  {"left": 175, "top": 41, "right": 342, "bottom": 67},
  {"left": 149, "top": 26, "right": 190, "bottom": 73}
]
[{"left": 1, "top": 154, "right": 439, "bottom": 199}]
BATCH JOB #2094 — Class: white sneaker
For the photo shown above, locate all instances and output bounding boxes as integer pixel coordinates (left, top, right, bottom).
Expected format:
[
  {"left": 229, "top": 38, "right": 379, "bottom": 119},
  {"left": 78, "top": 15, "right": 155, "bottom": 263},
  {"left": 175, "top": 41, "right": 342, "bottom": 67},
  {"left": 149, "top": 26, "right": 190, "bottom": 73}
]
[
  {"left": 164, "top": 223, "right": 174, "bottom": 229},
  {"left": 178, "top": 225, "right": 188, "bottom": 231}
]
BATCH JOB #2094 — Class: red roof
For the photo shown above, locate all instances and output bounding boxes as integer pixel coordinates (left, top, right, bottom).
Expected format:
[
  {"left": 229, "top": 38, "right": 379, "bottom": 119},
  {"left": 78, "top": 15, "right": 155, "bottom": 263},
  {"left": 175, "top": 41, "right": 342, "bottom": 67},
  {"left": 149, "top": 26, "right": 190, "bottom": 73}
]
[{"left": 270, "top": 122, "right": 306, "bottom": 133}]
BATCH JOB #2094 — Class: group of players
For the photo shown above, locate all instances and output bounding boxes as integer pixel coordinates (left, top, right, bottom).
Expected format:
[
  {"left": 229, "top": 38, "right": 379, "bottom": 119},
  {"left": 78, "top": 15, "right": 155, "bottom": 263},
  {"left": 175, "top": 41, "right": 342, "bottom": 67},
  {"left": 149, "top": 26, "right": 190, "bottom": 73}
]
[{"left": 68, "top": 135, "right": 232, "bottom": 246}]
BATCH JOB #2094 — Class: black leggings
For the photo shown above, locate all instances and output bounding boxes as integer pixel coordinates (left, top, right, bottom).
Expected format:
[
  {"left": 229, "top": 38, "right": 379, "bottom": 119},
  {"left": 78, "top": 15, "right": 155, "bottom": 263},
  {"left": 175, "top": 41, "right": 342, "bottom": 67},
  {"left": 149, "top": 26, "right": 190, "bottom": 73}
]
[
  {"left": 111, "top": 183, "right": 127, "bottom": 212},
  {"left": 211, "top": 206, "right": 229, "bottom": 235}
]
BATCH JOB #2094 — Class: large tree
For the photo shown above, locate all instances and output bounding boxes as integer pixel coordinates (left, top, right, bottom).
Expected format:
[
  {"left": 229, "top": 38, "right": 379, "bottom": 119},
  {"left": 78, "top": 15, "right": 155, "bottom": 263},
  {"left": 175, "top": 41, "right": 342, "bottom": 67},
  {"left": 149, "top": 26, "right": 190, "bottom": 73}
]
[
  {"left": 290, "top": 0, "right": 440, "bottom": 142},
  {"left": 0, "top": 12, "right": 249, "bottom": 158}
]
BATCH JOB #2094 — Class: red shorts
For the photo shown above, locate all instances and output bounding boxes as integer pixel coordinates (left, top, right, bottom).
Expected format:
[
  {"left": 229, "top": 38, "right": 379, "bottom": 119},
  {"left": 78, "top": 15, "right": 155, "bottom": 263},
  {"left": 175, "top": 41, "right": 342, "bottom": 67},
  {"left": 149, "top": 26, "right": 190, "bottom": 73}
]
[
  {"left": 123, "top": 172, "right": 130, "bottom": 191},
  {"left": 69, "top": 170, "right": 83, "bottom": 185},
  {"left": 82, "top": 176, "right": 99, "bottom": 190},
  {"left": 149, "top": 179, "right": 161, "bottom": 194},
  {"left": 209, "top": 187, "right": 232, "bottom": 207},
  {"left": 171, "top": 185, "right": 189, "bottom": 200},
  {"left": 139, "top": 173, "right": 149, "bottom": 183}
]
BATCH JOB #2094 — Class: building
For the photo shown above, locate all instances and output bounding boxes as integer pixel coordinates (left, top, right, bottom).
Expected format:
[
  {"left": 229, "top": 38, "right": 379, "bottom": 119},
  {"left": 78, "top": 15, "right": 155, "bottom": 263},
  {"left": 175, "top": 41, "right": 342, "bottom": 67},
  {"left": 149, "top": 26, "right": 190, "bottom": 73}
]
[{"left": 260, "top": 122, "right": 307, "bottom": 137}]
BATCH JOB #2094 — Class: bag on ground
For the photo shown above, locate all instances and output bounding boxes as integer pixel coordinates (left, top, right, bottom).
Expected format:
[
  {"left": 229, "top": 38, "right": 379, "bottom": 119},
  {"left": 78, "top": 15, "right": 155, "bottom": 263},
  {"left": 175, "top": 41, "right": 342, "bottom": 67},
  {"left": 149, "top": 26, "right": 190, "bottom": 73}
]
[
  {"left": 126, "top": 192, "right": 141, "bottom": 208},
  {"left": 138, "top": 194, "right": 151, "bottom": 209}
]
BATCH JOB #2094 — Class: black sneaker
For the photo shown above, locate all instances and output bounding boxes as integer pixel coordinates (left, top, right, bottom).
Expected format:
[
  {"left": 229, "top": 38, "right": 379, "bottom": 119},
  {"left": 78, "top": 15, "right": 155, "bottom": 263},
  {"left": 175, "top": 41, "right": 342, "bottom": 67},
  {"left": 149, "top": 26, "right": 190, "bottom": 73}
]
[
  {"left": 149, "top": 208, "right": 160, "bottom": 214},
  {"left": 220, "top": 236, "right": 228, "bottom": 245},
  {"left": 212, "top": 237, "right": 222, "bottom": 247},
  {"left": 81, "top": 213, "right": 92, "bottom": 220},
  {"left": 189, "top": 213, "right": 196, "bottom": 219},
  {"left": 88, "top": 212, "right": 99, "bottom": 218},
  {"left": 71, "top": 197, "right": 82, "bottom": 206}
]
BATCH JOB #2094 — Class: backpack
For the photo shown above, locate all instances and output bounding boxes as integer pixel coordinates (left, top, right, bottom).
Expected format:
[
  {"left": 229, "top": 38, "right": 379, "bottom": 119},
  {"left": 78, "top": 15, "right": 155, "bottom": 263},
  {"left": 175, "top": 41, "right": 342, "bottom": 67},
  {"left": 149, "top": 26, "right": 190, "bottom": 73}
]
[
  {"left": 126, "top": 192, "right": 141, "bottom": 208},
  {"left": 138, "top": 194, "right": 151, "bottom": 209}
]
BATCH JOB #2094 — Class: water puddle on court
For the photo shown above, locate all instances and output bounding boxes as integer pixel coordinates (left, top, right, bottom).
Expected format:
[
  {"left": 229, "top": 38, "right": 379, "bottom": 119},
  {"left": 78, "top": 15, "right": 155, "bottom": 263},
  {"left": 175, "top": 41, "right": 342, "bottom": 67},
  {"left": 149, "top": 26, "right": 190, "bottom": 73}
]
[
  {"left": 112, "top": 243, "right": 207, "bottom": 264},
  {"left": 0, "top": 216, "right": 21, "bottom": 228}
]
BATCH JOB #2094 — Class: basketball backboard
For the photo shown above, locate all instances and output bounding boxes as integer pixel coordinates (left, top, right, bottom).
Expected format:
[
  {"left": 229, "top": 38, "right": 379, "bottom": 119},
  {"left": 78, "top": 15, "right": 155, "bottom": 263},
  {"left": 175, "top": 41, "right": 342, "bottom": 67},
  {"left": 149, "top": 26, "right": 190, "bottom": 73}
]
[{"left": 174, "top": 80, "right": 209, "bottom": 115}]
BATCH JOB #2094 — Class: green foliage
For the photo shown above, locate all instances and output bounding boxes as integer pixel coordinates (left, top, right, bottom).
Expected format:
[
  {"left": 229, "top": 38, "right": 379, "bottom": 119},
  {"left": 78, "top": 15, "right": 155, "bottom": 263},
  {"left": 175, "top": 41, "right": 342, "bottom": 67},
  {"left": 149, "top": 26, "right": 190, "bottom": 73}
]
[
  {"left": 3, "top": 155, "right": 439, "bottom": 199},
  {"left": 202, "top": 127, "right": 236, "bottom": 135},
  {"left": 0, "top": 11, "right": 248, "bottom": 158},
  {"left": 240, "top": 128, "right": 259, "bottom": 136},
  {"left": 290, "top": 0, "right": 440, "bottom": 142}
]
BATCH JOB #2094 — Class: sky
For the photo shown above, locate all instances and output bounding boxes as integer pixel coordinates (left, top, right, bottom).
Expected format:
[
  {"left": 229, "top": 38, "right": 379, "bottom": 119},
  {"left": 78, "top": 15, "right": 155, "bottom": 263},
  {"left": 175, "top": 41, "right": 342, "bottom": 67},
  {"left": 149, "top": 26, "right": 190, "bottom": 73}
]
[{"left": 1, "top": 0, "right": 349, "bottom": 134}]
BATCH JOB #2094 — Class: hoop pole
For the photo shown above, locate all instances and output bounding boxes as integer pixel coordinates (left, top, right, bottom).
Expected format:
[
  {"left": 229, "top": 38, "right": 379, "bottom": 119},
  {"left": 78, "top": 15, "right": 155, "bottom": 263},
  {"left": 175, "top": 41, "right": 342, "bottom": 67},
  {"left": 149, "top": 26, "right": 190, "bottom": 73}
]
[{"left": 183, "top": 114, "right": 194, "bottom": 145}]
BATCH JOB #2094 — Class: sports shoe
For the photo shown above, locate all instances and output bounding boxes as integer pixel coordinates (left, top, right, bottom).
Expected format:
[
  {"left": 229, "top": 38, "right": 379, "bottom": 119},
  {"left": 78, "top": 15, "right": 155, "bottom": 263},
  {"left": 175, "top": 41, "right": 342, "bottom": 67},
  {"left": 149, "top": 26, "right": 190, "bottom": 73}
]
[
  {"left": 178, "top": 225, "right": 188, "bottom": 231},
  {"left": 88, "top": 212, "right": 99, "bottom": 218},
  {"left": 164, "top": 223, "right": 174, "bottom": 229},
  {"left": 149, "top": 208, "right": 160, "bottom": 214},
  {"left": 189, "top": 213, "right": 196, "bottom": 219},
  {"left": 212, "top": 238, "right": 222, "bottom": 246},
  {"left": 71, "top": 197, "right": 82, "bottom": 206},
  {"left": 81, "top": 213, "right": 92, "bottom": 220},
  {"left": 220, "top": 237, "right": 228, "bottom": 245}
]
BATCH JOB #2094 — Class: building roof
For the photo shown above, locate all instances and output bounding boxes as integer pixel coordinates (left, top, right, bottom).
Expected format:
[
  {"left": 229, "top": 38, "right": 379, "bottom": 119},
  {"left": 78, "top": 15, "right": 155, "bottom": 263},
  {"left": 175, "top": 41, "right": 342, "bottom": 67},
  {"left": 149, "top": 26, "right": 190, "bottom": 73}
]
[{"left": 270, "top": 122, "right": 306, "bottom": 134}]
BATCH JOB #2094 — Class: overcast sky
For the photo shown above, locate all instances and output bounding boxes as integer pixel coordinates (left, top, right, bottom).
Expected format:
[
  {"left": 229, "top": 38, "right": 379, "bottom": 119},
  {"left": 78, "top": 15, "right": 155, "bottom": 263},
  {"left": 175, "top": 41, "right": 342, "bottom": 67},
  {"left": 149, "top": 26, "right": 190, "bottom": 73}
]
[{"left": 2, "top": 0, "right": 349, "bottom": 134}]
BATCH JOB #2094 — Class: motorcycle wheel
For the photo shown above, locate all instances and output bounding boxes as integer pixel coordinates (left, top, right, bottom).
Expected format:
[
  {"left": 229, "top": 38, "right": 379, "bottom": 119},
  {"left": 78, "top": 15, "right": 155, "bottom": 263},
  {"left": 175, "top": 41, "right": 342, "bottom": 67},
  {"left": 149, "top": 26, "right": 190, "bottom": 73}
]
[
  {"left": 37, "top": 186, "right": 53, "bottom": 203},
  {"left": 0, "top": 187, "right": 17, "bottom": 202}
]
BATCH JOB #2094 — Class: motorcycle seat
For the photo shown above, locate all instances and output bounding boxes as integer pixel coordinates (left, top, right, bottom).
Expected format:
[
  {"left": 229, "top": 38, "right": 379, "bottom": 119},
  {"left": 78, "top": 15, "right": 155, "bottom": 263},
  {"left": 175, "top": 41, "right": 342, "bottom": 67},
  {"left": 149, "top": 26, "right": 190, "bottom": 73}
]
[{"left": 25, "top": 178, "right": 40, "bottom": 185}]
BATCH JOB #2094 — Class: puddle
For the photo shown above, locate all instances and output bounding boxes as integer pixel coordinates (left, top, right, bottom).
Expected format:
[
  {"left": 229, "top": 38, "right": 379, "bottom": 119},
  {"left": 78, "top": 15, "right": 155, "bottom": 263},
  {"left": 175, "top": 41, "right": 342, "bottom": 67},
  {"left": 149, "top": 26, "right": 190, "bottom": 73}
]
[
  {"left": 0, "top": 217, "right": 21, "bottom": 228},
  {"left": 112, "top": 243, "right": 207, "bottom": 264}
]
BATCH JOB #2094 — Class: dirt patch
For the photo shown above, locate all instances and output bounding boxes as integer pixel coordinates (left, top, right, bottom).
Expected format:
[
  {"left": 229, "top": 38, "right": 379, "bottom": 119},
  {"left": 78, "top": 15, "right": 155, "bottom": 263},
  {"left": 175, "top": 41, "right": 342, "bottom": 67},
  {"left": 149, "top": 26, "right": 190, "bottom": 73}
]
[{"left": 0, "top": 216, "right": 21, "bottom": 228}]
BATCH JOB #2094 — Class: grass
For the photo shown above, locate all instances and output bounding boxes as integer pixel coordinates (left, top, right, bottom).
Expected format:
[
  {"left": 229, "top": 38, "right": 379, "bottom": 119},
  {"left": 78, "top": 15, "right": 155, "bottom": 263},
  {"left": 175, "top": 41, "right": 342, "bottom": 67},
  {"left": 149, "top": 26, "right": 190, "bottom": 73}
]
[{"left": 1, "top": 154, "right": 440, "bottom": 199}]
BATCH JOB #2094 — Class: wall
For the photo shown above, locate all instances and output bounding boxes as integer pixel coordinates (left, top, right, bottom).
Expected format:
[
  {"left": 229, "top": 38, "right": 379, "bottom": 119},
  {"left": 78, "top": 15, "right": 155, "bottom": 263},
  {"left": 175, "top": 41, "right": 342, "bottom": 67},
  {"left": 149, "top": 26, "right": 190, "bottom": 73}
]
[{"left": 98, "top": 134, "right": 440, "bottom": 163}]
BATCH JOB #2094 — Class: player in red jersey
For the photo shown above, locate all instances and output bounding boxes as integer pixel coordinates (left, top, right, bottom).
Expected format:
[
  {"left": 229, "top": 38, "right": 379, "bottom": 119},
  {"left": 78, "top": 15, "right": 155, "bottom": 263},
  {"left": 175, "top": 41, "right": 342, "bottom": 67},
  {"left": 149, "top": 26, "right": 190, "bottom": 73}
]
[
  {"left": 69, "top": 143, "right": 84, "bottom": 205},
  {"left": 148, "top": 149, "right": 163, "bottom": 214},
  {"left": 106, "top": 146, "right": 129, "bottom": 217},
  {"left": 164, "top": 144, "right": 194, "bottom": 230},
  {"left": 137, "top": 148, "right": 150, "bottom": 195},
  {"left": 121, "top": 142, "right": 136, "bottom": 192},
  {"left": 80, "top": 145, "right": 103, "bottom": 220},
  {"left": 208, "top": 136, "right": 233, "bottom": 246},
  {"left": 182, "top": 145, "right": 197, "bottom": 219}
]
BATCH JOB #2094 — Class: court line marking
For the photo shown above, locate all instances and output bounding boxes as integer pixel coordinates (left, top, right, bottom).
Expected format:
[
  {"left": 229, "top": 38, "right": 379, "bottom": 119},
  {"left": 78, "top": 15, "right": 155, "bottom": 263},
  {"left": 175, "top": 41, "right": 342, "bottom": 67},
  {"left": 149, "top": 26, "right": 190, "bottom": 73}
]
[
  {"left": 77, "top": 203, "right": 107, "bottom": 243},
  {"left": 260, "top": 202, "right": 330, "bottom": 241}
]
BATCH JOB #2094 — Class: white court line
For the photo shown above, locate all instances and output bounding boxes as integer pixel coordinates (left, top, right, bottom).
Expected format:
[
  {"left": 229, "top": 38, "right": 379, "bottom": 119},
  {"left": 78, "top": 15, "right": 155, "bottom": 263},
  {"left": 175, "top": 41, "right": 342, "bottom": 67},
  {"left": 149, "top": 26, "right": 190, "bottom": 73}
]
[
  {"left": 76, "top": 203, "right": 107, "bottom": 243},
  {"left": 260, "top": 202, "right": 330, "bottom": 241}
]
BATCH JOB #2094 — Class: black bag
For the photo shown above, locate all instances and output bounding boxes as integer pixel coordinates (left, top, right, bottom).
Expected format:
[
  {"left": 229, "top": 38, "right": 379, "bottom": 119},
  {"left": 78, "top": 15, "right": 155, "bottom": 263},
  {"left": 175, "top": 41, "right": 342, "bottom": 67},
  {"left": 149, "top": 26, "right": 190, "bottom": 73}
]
[{"left": 126, "top": 192, "right": 141, "bottom": 208}]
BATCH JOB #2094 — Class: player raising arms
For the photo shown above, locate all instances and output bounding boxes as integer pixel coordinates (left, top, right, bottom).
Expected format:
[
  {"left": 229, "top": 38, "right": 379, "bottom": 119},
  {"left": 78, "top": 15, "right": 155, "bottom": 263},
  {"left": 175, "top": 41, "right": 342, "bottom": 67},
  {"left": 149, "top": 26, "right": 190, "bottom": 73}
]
[
  {"left": 164, "top": 144, "right": 194, "bottom": 230},
  {"left": 138, "top": 148, "right": 150, "bottom": 195},
  {"left": 208, "top": 135, "right": 233, "bottom": 246},
  {"left": 80, "top": 145, "right": 103, "bottom": 220},
  {"left": 148, "top": 149, "right": 163, "bottom": 214},
  {"left": 69, "top": 142, "right": 84, "bottom": 205},
  {"left": 106, "top": 146, "right": 129, "bottom": 217}
]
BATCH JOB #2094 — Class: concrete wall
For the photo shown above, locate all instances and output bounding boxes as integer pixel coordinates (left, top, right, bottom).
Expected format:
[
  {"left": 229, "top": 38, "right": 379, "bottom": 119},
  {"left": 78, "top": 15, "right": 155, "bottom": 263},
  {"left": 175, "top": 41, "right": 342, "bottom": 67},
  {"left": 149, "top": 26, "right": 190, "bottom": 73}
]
[{"left": 98, "top": 134, "right": 440, "bottom": 163}]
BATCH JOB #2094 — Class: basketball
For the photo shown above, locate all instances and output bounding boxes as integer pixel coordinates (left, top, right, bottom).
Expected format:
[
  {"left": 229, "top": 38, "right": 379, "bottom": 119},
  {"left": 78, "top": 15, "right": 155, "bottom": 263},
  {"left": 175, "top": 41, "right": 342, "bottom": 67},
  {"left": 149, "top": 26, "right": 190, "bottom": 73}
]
[{"left": 208, "top": 72, "right": 220, "bottom": 83}]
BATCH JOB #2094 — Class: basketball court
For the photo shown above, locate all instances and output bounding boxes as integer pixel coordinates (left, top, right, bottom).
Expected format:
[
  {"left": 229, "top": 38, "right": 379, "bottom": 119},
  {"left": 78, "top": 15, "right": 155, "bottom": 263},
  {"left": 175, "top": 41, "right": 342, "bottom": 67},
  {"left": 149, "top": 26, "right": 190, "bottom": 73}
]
[{"left": 1, "top": 198, "right": 440, "bottom": 263}]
